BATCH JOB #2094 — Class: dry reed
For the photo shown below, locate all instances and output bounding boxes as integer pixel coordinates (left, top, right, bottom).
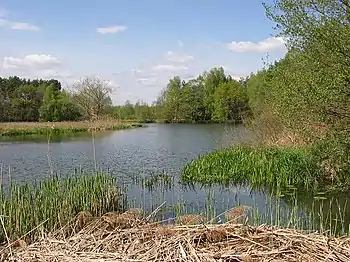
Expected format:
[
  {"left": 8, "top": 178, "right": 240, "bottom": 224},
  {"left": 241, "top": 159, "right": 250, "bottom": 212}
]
[
  {"left": 3, "top": 210, "right": 350, "bottom": 262},
  {"left": 0, "top": 120, "right": 141, "bottom": 131}
]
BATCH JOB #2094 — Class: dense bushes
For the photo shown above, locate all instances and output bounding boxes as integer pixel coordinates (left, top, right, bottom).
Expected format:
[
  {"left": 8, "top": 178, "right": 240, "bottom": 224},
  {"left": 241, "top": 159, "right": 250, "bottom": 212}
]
[{"left": 245, "top": 0, "right": 350, "bottom": 178}]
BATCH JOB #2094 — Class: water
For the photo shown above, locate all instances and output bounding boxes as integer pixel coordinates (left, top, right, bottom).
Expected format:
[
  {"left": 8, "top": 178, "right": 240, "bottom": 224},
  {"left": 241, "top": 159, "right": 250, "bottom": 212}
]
[{"left": 0, "top": 124, "right": 349, "bottom": 235}]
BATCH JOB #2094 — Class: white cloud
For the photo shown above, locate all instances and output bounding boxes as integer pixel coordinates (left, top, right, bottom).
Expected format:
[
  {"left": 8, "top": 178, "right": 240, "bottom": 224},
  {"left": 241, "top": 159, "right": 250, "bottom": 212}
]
[
  {"left": 227, "top": 37, "right": 286, "bottom": 53},
  {"left": 165, "top": 51, "right": 194, "bottom": 63},
  {"left": 96, "top": 25, "right": 127, "bottom": 34},
  {"left": 0, "top": 9, "right": 40, "bottom": 31},
  {"left": 3, "top": 54, "right": 61, "bottom": 70},
  {"left": 178, "top": 40, "right": 184, "bottom": 47},
  {"left": 137, "top": 77, "right": 157, "bottom": 86},
  {"left": 151, "top": 64, "right": 188, "bottom": 72},
  {"left": 10, "top": 22, "right": 40, "bottom": 31},
  {"left": 107, "top": 80, "right": 119, "bottom": 89}
]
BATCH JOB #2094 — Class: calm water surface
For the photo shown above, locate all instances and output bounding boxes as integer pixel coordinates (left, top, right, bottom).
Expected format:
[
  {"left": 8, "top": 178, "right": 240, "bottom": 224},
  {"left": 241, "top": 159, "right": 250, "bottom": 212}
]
[
  {"left": 0, "top": 124, "right": 253, "bottom": 183},
  {"left": 0, "top": 124, "right": 348, "bottom": 233}
]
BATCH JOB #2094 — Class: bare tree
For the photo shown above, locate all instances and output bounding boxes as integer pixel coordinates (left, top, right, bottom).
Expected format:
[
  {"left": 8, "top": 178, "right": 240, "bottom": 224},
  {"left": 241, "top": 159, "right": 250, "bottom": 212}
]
[{"left": 72, "top": 76, "right": 113, "bottom": 120}]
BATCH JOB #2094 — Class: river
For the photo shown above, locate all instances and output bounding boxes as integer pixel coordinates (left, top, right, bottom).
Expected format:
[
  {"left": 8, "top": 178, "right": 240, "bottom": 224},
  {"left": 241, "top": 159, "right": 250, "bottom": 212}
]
[{"left": 0, "top": 124, "right": 349, "bottom": 234}]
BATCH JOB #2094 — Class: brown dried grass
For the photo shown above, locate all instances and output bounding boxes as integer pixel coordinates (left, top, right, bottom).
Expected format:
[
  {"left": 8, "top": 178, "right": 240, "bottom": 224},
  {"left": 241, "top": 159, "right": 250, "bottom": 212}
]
[
  {"left": 0, "top": 120, "right": 124, "bottom": 130},
  {"left": 3, "top": 210, "right": 350, "bottom": 262}
]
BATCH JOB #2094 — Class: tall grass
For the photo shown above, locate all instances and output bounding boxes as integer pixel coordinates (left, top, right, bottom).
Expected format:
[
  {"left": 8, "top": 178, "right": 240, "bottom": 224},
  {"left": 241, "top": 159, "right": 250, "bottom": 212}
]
[
  {"left": 0, "top": 173, "right": 124, "bottom": 243},
  {"left": 182, "top": 146, "right": 324, "bottom": 191}
]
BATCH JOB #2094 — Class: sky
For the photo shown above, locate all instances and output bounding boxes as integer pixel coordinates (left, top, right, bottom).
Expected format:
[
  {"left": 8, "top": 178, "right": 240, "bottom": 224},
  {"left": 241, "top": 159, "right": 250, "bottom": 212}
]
[{"left": 0, "top": 0, "right": 287, "bottom": 105}]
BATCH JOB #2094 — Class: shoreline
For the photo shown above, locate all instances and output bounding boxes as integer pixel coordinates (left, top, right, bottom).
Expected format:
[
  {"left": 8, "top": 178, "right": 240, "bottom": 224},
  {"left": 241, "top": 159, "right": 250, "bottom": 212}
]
[{"left": 0, "top": 121, "right": 144, "bottom": 137}]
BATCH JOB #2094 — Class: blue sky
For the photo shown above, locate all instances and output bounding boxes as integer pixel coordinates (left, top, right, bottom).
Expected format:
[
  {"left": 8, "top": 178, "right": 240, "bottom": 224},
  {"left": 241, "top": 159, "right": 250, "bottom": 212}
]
[{"left": 0, "top": 0, "right": 286, "bottom": 104}]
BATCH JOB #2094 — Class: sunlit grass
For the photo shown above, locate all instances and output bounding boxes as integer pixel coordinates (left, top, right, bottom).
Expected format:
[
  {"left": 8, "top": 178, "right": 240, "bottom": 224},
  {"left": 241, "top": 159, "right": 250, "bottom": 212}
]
[{"left": 182, "top": 146, "right": 324, "bottom": 191}]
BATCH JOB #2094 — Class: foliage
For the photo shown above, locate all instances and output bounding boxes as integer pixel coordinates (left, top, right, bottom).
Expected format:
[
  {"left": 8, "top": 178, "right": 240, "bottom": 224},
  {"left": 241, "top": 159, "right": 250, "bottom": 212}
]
[
  {"left": 243, "top": 0, "right": 350, "bottom": 177},
  {"left": 0, "top": 76, "right": 119, "bottom": 122},
  {"left": 212, "top": 81, "right": 249, "bottom": 122},
  {"left": 0, "top": 77, "right": 66, "bottom": 122},
  {"left": 0, "top": 172, "right": 124, "bottom": 243},
  {"left": 39, "top": 86, "right": 81, "bottom": 122},
  {"left": 112, "top": 100, "right": 157, "bottom": 122},
  {"left": 156, "top": 67, "right": 249, "bottom": 123}
]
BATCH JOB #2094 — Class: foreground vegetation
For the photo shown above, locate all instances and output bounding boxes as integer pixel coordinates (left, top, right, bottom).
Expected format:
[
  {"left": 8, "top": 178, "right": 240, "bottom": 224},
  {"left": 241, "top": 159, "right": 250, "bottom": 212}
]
[
  {"left": 6, "top": 215, "right": 350, "bottom": 261},
  {"left": 0, "top": 173, "right": 124, "bottom": 244},
  {"left": 0, "top": 121, "right": 143, "bottom": 137}
]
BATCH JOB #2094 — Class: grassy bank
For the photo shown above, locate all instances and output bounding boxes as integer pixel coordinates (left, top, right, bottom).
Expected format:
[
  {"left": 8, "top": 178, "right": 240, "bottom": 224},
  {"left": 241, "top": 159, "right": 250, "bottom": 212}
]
[
  {"left": 0, "top": 173, "right": 124, "bottom": 243},
  {"left": 182, "top": 146, "right": 337, "bottom": 192},
  {"left": 0, "top": 121, "right": 143, "bottom": 137}
]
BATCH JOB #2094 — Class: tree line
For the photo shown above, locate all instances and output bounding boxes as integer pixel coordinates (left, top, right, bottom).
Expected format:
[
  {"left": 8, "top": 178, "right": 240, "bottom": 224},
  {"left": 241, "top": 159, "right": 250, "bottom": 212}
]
[
  {"left": 112, "top": 67, "right": 249, "bottom": 123},
  {"left": 0, "top": 76, "right": 113, "bottom": 122},
  {"left": 0, "top": 67, "right": 250, "bottom": 123}
]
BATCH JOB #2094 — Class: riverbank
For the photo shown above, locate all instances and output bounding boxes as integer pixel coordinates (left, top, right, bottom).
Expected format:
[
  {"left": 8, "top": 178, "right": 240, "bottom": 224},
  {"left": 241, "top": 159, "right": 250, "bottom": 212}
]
[
  {"left": 4, "top": 211, "right": 350, "bottom": 261},
  {"left": 0, "top": 121, "right": 143, "bottom": 137}
]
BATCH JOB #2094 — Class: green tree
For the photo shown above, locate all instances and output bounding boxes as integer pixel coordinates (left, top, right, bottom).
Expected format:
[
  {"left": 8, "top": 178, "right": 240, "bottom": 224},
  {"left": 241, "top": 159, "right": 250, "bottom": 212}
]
[
  {"left": 202, "top": 67, "right": 228, "bottom": 120},
  {"left": 181, "top": 78, "right": 206, "bottom": 122},
  {"left": 161, "top": 76, "right": 184, "bottom": 122},
  {"left": 213, "top": 80, "right": 248, "bottom": 122},
  {"left": 263, "top": 0, "right": 350, "bottom": 135}
]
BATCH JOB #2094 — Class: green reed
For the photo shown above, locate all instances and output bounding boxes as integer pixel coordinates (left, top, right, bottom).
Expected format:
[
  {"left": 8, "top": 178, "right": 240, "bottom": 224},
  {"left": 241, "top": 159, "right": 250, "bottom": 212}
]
[
  {"left": 182, "top": 146, "right": 326, "bottom": 192},
  {"left": 0, "top": 173, "right": 124, "bottom": 243}
]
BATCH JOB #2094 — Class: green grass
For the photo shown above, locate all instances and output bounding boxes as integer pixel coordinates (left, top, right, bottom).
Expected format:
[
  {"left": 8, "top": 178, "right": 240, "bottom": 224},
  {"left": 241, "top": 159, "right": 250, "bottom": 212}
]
[
  {"left": 182, "top": 146, "right": 325, "bottom": 192},
  {"left": 0, "top": 173, "right": 124, "bottom": 243}
]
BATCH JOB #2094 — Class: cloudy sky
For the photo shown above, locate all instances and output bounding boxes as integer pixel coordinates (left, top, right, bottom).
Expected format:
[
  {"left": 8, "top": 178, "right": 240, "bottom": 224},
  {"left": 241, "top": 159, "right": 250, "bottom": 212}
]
[{"left": 0, "top": 0, "right": 287, "bottom": 105}]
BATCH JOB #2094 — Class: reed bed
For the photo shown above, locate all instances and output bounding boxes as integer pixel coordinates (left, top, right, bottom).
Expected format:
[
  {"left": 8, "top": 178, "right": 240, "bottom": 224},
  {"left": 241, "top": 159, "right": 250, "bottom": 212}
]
[
  {"left": 0, "top": 173, "right": 124, "bottom": 244},
  {"left": 0, "top": 121, "right": 143, "bottom": 136},
  {"left": 5, "top": 210, "right": 350, "bottom": 262},
  {"left": 182, "top": 146, "right": 324, "bottom": 191}
]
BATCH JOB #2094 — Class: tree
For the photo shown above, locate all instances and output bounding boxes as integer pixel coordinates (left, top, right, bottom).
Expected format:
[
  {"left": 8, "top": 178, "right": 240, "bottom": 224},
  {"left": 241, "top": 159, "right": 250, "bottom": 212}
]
[
  {"left": 72, "top": 76, "right": 113, "bottom": 120},
  {"left": 181, "top": 78, "right": 206, "bottom": 122},
  {"left": 155, "top": 67, "right": 249, "bottom": 123},
  {"left": 202, "top": 67, "right": 228, "bottom": 120},
  {"left": 263, "top": 0, "right": 350, "bottom": 133},
  {"left": 161, "top": 76, "right": 184, "bottom": 122},
  {"left": 213, "top": 80, "right": 248, "bottom": 122}
]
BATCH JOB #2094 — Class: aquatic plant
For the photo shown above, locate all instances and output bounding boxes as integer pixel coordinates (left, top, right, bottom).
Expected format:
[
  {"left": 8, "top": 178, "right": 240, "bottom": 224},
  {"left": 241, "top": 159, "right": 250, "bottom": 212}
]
[
  {"left": 0, "top": 173, "right": 124, "bottom": 243},
  {"left": 182, "top": 146, "right": 325, "bottom": 191}
]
